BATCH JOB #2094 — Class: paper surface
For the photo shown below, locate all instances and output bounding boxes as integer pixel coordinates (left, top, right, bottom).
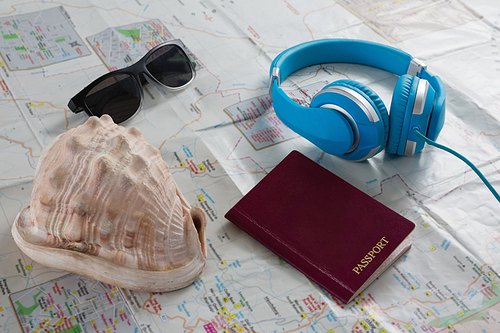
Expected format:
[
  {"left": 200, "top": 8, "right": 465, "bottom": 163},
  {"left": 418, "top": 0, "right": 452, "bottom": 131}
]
[{"left": 0, "top": 0, "right": 499, "bottom": 332}]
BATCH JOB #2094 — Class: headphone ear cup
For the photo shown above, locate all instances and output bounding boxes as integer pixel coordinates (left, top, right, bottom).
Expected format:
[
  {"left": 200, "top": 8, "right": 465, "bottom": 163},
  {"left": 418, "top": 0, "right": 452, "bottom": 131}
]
[
  {"left": 333, "top": 80, "right": 390, "bottom": 155},
  {"left": 310, "top": 79, "right": 389, "bottom": 160},
  {"left": 386, "top": 74, "right": 416, "bottom": 155}
]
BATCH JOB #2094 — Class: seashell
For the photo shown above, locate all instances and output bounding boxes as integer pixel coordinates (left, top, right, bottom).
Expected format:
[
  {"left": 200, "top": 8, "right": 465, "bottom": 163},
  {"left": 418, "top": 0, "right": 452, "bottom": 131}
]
[{"left": 12, "top": 115, "right": 207, "bottom": 292}]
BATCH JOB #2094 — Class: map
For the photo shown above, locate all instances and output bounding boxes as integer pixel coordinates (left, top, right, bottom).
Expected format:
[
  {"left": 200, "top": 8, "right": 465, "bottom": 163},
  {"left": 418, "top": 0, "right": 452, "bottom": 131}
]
[
  {"left": 9, "top": 274, "right": 139, "bottom": 333},
  {"left": 0, "top": 0, "right": 499, "bottom": 333},
  {"left": 87, "top": 19, "right": 179, "bottom": 71},
  {"left": 0, "top": 6, "right": 91, "bottom": 70}
]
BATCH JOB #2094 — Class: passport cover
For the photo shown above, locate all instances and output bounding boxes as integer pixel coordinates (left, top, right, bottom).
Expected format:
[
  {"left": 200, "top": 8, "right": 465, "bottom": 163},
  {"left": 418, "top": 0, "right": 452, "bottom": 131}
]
[{"left": 224, "top": 150, "right": 415, "bottom": 303}]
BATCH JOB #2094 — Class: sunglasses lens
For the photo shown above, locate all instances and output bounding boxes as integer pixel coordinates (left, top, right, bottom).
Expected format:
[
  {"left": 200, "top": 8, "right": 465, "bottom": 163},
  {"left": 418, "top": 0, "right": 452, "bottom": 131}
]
[
  {"left": 84, "top": 73, "right": 141, "bottom": 123},
  {"left": 145, "top": 45, "right": 193, "bottom": 87}
]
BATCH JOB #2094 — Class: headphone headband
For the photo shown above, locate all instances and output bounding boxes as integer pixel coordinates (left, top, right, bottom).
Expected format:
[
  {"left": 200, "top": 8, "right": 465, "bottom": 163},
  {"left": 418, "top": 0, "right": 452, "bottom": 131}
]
[
  {"left": 270, "top": 39, "right": 413, "bottom": 81},
  {"left": 269, "top": 39, "right": 446, "bottom": 142}
]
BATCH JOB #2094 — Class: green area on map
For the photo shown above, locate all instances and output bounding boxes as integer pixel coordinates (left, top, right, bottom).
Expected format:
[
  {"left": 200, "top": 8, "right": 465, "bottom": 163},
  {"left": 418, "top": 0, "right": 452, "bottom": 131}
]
[
  {"left": 14, "top": 290, "right": 42, "bottom": 315},
  {"left": 62, "top": 324, "right": 83, "bottom": 333},
  {"left": 117, "top": 29, "right": 141, "bottom": 42},
  {"left": 3, "top": 33, "right": 18, "bottom": 39}
]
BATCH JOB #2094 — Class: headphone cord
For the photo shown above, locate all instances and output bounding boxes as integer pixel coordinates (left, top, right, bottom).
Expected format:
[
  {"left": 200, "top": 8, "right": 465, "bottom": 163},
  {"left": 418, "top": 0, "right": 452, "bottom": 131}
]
[{"left": 413, "top": 128, "right": 500, "bottom": 202}]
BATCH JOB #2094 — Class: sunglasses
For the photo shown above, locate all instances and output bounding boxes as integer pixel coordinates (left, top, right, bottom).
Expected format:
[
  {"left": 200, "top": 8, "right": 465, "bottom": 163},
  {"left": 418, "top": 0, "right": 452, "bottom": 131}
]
[{"left": 68, "top": 39, "right": 196, "bottom": 124}]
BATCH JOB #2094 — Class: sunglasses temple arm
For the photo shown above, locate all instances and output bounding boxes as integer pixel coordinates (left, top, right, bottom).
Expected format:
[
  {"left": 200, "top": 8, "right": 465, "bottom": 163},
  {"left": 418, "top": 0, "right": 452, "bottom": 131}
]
[{"left": 68, "top": 98, "right": 85, "bottom": 114}]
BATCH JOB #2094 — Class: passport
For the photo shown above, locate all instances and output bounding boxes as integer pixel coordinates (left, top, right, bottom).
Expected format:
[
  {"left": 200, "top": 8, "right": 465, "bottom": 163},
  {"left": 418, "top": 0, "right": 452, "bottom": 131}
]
[{"left": 224, "top": 150, "right": 415, "bottom": 303}]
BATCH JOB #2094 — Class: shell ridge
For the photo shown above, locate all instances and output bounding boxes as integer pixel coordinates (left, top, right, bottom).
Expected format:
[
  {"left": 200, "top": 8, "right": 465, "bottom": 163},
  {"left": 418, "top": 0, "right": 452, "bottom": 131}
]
[
  {"left": 41, "top": 146, "right": 92, "bottom": 243},
  {"left": 114, "top": 153, "right": 157, "bottom": 267},
  {"left": 169, "top": 198, "right": 193, "bottom": 265},
  {"left": 94, "top": 159, "right": 133, "bottom": 257},
  {"left": 51, "top": 125, "right": 112, "bottom": 244},
  {"left": 87, "top": 155, "right": 118, "bottom": 249},
  {"left": 61, "top": 149, "right": 99, "bottom": 242}
]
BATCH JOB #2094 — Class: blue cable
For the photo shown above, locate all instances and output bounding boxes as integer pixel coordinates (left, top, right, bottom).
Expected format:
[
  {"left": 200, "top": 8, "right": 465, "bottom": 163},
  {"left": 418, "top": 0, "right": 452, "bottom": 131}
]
[{"left": 413, "top": 128, "right": 500, "bottom": 203}]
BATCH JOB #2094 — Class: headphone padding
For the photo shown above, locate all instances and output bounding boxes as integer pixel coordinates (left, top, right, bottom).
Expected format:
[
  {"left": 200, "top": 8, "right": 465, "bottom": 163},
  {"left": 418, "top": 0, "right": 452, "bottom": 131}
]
[
  {"left": 332, "top": 80, "right": 389, "bottom": 154},
  {"left": 386, "top": 75, "right": 413, "bottom": 155}
]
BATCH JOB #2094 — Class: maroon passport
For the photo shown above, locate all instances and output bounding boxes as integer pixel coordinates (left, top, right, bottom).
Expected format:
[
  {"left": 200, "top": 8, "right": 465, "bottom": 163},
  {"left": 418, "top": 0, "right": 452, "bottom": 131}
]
[{"left": 224, "top": 150, "right": 415, "bottom": 304}]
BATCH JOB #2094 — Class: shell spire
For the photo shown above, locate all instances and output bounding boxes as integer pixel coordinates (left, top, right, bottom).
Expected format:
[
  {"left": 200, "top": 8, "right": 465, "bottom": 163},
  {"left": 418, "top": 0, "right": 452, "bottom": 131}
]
[{"left": 12, "top": 115, "right": 207, "bottom": 291}]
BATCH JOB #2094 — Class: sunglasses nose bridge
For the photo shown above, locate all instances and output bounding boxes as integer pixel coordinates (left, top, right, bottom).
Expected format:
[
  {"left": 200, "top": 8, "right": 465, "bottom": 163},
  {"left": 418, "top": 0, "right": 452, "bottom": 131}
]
[
  {"left": 136, "top": 71, "right": 149, "bottom": 86},
  {"left": 134, "top": 72, "right": 146, "bottom": 105},
  {"left": 136, "top": 71, "right": 167, "bottom": 95}
]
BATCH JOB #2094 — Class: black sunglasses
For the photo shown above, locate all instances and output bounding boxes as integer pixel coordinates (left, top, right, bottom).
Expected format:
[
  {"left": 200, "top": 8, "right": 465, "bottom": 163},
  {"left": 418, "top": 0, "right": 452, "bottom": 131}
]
[{"left": 68, "top": 39, "right": 196, "bottom": 124}]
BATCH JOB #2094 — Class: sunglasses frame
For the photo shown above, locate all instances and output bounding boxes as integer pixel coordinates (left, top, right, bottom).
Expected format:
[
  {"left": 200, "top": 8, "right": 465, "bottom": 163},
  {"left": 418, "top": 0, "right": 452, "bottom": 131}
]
[{"left": 68, "top": 39, "right": 196, "bottom": 123}]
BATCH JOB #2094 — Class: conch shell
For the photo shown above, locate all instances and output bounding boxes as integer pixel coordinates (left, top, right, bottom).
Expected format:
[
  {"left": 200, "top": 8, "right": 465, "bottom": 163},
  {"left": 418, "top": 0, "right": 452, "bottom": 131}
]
[{"left": 12, "top": 115, "right": 207, "bottom": 292}]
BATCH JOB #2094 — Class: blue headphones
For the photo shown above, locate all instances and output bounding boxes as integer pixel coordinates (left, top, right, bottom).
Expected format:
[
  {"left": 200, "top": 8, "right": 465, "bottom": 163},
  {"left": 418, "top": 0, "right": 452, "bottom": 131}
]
[{"left": 269, "top": 39, "right": 446, "bottom": 161}]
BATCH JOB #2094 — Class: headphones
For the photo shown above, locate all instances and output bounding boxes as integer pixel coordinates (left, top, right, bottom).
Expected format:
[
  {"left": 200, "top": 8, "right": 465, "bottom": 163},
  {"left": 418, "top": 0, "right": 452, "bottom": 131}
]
[{"left": 269, "top": 39, "right": 446, "bottom": 161}]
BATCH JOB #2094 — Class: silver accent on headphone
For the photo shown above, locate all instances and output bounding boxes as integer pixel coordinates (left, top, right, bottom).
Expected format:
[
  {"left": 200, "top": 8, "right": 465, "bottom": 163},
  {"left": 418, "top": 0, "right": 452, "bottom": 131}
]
[
  {"left": 349, "top": 146, "right": 380, "bottom": 162},
  {"left": 319, "top": 104, "right": 360, "bottom": 154},
  {"left": 268, "top": 67, "right": 281, "bottom": 100},
  {"left": 412, "top": 79, "right": 429, "bottom": 115},
  {"left": 403, "top": 79, "right": 429, "bottom": 156},
  {"left": 404, "top": 140, "right": 417, "bottom": 156},
  {"left": 407, "top": 58, "right": 427, "bottom": 76},
  {"left": 359, "top": 146, "right": 381, "bottom": 161},
  {"left": 314, "top": 85, "right": 380, "bottom": 123}
]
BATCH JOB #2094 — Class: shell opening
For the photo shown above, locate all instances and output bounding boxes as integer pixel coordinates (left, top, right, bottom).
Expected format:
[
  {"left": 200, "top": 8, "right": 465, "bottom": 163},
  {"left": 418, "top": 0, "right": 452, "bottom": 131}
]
[{"left": 190, "top": 207, "right": 207, "bottom": 257}]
